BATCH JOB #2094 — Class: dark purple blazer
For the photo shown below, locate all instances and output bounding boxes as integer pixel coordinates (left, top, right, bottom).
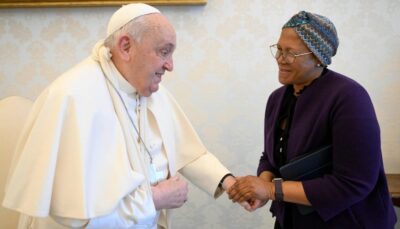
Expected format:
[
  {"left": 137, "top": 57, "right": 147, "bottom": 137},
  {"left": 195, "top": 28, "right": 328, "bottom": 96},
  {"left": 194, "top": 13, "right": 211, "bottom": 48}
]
[{"left": 257, "top": 69, "right": 397, "bottom": 228}]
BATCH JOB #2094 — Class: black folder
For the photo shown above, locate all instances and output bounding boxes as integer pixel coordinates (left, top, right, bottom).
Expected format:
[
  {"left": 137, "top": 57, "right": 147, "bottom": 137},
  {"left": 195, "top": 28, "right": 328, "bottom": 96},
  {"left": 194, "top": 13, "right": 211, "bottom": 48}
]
[{"left": 279, "top": 145, "right": 332, "bottom": 215}]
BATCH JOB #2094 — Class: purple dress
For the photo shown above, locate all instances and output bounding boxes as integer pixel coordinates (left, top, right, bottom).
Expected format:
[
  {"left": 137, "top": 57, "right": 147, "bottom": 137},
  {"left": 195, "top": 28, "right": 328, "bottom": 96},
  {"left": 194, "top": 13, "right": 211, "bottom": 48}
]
[{"left": 257, "top": 69, "right": 397, "bottom": 228}]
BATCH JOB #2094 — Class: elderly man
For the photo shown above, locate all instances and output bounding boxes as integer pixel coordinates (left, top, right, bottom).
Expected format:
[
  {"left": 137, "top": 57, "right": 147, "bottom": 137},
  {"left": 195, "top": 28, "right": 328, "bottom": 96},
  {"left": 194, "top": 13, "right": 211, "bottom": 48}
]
[{"left": 2, "top": 3, "right": 241, "bottom": 228}]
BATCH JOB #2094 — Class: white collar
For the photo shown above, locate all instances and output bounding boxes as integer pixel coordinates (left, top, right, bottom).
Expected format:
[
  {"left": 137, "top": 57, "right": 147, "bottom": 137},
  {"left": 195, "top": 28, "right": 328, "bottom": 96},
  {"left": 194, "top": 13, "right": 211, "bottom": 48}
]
[{"left": 114, "top": 66, "right": 138, "bottom": 96}]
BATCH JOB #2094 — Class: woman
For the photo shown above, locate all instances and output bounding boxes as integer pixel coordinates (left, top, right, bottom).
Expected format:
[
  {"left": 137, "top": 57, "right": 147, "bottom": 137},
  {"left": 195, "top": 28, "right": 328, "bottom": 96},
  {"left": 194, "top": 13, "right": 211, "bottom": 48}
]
[{"left": 228, "top": 11, "right": 396, "bottom": 228}]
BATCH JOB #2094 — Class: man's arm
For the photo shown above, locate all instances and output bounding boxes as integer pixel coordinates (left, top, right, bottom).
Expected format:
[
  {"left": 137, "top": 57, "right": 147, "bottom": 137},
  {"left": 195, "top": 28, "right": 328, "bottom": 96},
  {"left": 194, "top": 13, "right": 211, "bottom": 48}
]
[{"left": 179, "top": 152, "right": 230, "bottom": 198}]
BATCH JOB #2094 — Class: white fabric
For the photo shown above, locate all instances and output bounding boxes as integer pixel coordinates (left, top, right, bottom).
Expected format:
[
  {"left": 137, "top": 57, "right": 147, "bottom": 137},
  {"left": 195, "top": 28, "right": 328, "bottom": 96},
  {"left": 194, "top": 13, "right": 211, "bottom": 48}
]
[
  {"left": 113, "top": 71, "right": 169, "bottom": 186},
  {"left": 3, "top": 39, "right": 230, "bottom": 228},
  {"left": 0, "top": 96, "right": 32, "bottom": 229},
  {"left": 3, "top": 58, "right": 146, "bottom": 218},
  {"left": 107, "top": 3, "right": 160, "bottom": 36}
]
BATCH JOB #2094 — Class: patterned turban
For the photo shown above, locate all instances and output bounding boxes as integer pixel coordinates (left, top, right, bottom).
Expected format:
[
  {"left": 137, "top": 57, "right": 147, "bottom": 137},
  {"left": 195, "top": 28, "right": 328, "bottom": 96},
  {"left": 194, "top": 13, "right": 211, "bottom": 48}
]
[{"left": 283, "top": 11, "right": 339, "bottom": 66}]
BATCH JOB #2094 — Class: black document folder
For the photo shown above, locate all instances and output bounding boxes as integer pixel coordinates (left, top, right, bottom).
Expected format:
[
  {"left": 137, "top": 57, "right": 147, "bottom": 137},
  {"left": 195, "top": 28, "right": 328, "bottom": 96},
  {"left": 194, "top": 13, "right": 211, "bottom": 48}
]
[{"left": 279, "top": 145, "right": 332, "bottom": 215}]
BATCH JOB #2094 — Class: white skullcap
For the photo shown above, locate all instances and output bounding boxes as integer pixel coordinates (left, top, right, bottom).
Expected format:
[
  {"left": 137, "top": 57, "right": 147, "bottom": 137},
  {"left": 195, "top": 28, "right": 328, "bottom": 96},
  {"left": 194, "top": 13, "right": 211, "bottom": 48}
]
[{"left": 106, "top": 3, "right": 160, "bottom": 36}]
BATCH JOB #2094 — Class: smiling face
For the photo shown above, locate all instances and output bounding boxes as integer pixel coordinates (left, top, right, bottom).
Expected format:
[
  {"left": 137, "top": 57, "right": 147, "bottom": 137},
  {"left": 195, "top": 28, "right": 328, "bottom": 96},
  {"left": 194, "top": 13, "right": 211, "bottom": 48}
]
[
  {"left": 124, "top": 14, "right": 176, "bottom": 97},
  {"left": 276, "top": 28, "right": 322, "bottom": 92}
]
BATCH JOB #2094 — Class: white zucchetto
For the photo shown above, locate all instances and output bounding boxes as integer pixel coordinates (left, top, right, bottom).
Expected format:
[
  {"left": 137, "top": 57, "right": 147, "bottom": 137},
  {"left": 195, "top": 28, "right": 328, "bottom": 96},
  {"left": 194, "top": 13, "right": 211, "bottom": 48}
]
[{"left": 107, "top": 3, "right": 160, "bottom": 36}]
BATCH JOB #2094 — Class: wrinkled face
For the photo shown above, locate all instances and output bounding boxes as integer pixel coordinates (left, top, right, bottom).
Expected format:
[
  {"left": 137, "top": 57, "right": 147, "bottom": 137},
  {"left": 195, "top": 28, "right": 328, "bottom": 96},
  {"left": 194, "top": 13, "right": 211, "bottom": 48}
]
[
  {"left": 127, "top": 14, "right": 176, "bottom": 97},
  {"left": 276, "top": 28, "right": 321, "bottom": 91}
]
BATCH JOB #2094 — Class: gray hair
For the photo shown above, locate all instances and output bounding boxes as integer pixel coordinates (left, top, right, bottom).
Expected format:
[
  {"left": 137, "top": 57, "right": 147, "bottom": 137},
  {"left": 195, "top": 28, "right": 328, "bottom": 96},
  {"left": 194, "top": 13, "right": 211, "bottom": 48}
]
[{"left": 104, "top": 15, "right": 150, "bottom": 49}]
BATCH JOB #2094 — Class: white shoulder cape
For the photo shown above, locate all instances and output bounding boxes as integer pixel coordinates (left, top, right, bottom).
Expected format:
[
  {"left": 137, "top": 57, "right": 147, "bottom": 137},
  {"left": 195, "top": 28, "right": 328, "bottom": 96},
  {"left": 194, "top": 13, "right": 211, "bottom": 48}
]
[{"left": 2, "top": 57, "right": 206, "bottom": 219}]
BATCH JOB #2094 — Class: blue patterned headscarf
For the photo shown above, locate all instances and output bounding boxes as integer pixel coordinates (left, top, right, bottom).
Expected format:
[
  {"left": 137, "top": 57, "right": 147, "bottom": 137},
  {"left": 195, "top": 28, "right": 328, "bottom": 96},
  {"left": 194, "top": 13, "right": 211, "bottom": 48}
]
[{"left": 283, "top": 11, "right": 339, "bottom": 66}]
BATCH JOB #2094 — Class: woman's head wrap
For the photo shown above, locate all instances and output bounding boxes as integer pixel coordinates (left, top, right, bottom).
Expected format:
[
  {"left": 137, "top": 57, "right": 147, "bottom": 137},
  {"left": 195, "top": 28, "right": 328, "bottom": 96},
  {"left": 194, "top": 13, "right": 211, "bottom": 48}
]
[{"left": 283, "top": 11, "right": 339, "bottom": 66}]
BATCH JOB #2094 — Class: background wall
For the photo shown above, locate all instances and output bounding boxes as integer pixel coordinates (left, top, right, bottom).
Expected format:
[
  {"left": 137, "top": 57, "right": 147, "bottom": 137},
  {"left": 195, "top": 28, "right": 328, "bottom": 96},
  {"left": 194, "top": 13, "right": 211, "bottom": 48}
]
[{"left": 0, "top": 0, "right": 399, "bottom": 228}]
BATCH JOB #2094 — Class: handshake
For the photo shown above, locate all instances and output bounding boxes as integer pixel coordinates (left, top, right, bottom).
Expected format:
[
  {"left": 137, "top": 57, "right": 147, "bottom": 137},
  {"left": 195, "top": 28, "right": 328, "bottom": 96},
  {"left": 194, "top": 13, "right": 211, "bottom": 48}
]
[
  {"left": 226, "top": 174, "right": 276, "bottom": 212},
  {"left": 150, "top": 173, "right": 277, "bottom": 212}
]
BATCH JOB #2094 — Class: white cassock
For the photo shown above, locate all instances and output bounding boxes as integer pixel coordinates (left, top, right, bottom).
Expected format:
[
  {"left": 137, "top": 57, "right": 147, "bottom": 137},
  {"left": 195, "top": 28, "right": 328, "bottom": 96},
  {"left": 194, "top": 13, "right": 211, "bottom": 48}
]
[{"left": 2, "top": 42, "right": 229, "bottom": 229}]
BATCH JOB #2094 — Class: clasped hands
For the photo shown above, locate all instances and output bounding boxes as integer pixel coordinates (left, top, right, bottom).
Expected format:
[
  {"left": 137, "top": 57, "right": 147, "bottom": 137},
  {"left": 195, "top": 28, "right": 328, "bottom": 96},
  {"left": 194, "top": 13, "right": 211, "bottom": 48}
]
[
  {"left": 150, "top": 174, "right": 275, "bottom": 212},
  {"left": 227, "top": 175, "right": 275, "bottom": 212}
]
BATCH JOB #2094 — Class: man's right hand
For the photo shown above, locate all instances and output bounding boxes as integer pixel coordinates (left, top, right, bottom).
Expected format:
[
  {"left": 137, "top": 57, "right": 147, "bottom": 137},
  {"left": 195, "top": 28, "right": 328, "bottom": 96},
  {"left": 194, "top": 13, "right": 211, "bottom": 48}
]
[{"left": 151, "top": 175, "right": 188, "bottom": 210}]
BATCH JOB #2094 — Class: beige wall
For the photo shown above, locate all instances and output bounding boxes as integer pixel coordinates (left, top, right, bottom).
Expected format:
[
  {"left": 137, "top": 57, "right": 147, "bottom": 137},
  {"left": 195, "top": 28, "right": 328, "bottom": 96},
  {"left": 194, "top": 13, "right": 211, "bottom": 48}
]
[{"left": 1, "top": 0, "right": 399, "bottom": 228}]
